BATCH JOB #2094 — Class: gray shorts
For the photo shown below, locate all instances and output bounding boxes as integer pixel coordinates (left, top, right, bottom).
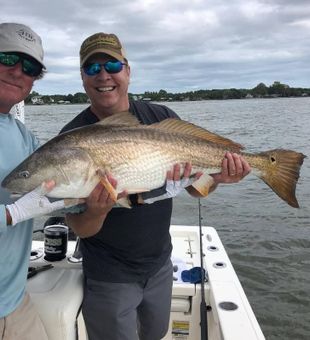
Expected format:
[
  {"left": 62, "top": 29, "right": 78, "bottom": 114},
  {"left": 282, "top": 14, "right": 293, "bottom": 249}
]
[
  {"left": 82, "top": 259, "right": 173, "bottom": 340},
  {"left": 0, "top": 292, "right": 48, "bottom": 340}
]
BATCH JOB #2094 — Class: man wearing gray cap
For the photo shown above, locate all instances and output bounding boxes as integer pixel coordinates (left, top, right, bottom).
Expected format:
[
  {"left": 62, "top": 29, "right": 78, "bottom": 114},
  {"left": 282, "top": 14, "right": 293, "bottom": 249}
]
[{"left": 0, "top": 22, "right": 75, "bottom": 339}]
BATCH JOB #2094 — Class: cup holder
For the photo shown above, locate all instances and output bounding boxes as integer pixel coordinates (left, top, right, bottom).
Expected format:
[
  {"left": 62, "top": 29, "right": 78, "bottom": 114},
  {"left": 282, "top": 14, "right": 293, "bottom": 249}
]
[{"left": 30, "top": 249, "right": 43, "bottom": 261}]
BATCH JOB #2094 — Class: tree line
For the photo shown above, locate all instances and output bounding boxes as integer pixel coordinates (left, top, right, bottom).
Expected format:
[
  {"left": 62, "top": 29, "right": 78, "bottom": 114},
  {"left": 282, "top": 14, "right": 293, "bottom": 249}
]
[{"left": 25, "top": 81, "right": 310, "bottom": 105}]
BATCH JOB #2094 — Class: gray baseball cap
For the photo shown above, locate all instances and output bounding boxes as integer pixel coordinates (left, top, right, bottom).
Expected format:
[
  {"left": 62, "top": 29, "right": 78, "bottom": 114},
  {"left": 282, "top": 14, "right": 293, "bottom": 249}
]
[{"left": 0, "top": 23, "right": 46, "bottom": 69}]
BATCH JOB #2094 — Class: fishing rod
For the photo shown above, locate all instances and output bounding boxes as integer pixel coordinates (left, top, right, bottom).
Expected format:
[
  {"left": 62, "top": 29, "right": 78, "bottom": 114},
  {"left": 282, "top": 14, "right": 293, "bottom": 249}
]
[{"left": 198, "top": 198, "right": 208, "bottom": 340}]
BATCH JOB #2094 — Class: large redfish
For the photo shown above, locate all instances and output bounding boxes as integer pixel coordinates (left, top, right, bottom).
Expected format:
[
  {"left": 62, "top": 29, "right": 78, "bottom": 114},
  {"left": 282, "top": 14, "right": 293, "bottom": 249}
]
[{"left": 2, "top": 112, "right": 306, "bottom": 208}]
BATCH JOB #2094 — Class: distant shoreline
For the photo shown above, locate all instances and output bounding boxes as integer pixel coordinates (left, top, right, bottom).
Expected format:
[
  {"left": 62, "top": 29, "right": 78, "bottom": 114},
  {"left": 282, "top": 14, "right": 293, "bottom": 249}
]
[
  {"left": 25, "top": 95, "right": 310, "bottom": 106},
  {"left": 26, "top": 81, "right": 310, "bottom": 105}
]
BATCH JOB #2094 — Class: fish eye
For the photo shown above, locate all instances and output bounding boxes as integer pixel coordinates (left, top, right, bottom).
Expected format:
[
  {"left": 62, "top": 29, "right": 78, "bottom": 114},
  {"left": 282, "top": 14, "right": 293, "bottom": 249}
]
[{"left": 18, "top": 171, "right": 30, "bottom": 179}]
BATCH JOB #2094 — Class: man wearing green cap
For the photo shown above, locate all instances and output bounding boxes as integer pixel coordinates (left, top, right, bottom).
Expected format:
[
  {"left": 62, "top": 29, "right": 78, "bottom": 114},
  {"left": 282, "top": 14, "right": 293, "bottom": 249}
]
[
  {"left": 61, "top": 32, "right": 250, "bottom": 340},
  {"left": 0, "top": 22, "right": 77, "bottom": 339}
]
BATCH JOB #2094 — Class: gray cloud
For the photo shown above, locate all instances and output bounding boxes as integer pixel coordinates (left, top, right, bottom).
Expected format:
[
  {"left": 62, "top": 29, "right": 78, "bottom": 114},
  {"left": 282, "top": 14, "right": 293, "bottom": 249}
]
[{"left": 1, "top": 0, "right": 310, "bottom": 94}]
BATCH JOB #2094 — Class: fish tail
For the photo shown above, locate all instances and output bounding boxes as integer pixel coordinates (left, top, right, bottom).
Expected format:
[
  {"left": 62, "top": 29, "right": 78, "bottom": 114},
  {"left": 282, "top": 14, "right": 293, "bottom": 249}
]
[{"left": 257, "top": 149, "right": 306, "bottom": 208}]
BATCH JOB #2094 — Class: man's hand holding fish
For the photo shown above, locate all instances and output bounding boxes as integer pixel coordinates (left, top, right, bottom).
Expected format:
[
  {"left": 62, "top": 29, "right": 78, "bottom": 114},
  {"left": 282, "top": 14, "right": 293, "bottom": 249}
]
[{"left": 5, "top": 180, "right": 80, "bottom": 225}]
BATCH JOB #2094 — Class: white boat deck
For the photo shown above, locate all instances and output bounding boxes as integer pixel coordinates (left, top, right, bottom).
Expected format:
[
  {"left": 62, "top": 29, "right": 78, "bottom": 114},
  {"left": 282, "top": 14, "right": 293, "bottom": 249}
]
[{"left": 27, "top": 225, "right": 265, "bottom": 340}]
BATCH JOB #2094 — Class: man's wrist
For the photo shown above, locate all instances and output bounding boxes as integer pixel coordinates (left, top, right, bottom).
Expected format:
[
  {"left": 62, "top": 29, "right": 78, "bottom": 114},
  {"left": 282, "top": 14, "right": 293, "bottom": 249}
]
[
  {"left": 137, "top": 194, "right": 144, "bottom": 204},
  {"left": 129, "top": 194, "right": 144, "bottom": 206},
  {"left": 5, "top": 207, "right": 12, "bottom": 225}
]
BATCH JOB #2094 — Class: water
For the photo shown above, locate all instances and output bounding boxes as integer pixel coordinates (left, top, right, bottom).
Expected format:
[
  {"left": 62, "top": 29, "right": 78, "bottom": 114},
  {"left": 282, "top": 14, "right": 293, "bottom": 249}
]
[{"left": 25, "top": 98, "right": 310, "bottom": 340}]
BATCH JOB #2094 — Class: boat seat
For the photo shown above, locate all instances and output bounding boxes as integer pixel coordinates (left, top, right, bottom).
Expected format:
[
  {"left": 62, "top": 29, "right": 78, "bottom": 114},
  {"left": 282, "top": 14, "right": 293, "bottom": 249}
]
[{"left": 26, "top": 267, "right": 84, "bottom": 340}]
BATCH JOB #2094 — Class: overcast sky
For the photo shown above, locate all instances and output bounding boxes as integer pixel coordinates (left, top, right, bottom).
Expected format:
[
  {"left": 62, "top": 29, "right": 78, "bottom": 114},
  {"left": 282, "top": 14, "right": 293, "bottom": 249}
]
[{"left": 2, "top": 0, "right": 310, "bottom": 95}]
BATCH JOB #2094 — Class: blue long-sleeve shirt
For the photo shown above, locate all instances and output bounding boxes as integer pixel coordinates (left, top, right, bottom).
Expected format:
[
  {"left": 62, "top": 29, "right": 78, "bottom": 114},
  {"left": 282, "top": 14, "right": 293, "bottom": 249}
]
[{"left": 0, "top": 113, "right": 39, "bottom": 317}]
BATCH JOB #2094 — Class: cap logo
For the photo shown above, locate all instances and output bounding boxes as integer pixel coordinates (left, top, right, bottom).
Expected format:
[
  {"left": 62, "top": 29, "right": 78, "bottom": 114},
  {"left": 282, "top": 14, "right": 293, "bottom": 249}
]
[
  {"left": 17, "top": 29, "right": 36, "bottom": 43},
  {"left": 98, "top": 36, "right": 119, "bottom": 47}
]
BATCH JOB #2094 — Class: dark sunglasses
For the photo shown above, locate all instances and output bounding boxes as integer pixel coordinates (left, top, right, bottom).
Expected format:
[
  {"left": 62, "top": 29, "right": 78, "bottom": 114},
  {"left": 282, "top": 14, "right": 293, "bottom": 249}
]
[
  {"left": 0, "top": 52, "right": 43, "bottom": 77},
  {"left": 83, "top": 60, "right": 127, "bottom": 76}
]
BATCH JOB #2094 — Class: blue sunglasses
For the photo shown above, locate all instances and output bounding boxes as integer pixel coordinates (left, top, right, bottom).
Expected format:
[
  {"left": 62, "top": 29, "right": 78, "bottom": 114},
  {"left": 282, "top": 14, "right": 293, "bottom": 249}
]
[{"left": 83, "top": 61, "right": 127, "bottom": 76}]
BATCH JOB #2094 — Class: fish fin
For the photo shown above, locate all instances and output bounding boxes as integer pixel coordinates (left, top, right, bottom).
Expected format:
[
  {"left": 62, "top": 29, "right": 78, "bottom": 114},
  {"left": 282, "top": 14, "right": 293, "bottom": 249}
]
[
  {"left": 258, "top": 149, "right": 306, "bottom": 208},
  {"left": 186, "top": 174, "right": 215, "bottom": 197},
  {"left": 116, "top": 197, "right": 132, "bottom": 208},
  {"left": 97, "top": 111, "right": 141, "bottom": 126},
  {"left": 64, "top": 198, "right": 85, "bottom": 207},
  {"left": 148, "top": 119, "right": 244, "bottom": 151},
  {"left": 57, "top": 165, "right": 71, "bottom": 185},
  {"left": 99, "top": 176, "right": 118, "bottom": 202}
]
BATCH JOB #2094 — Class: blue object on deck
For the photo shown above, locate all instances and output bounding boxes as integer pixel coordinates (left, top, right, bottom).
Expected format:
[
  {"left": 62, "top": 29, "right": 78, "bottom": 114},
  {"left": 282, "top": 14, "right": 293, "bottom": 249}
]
[{"left": 181, "top": 267, "right": 205, "bottom": 284}]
